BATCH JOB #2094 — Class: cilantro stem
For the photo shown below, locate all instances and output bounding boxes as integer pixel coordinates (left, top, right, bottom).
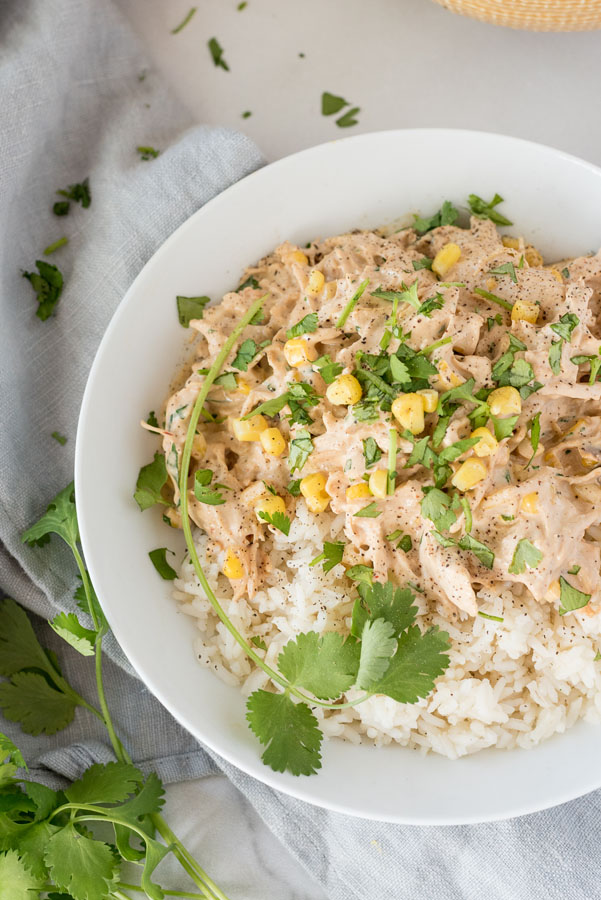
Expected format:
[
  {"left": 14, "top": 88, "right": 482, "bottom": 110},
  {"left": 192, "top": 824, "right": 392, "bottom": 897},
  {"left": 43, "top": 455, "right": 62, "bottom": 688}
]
[
  {"left": 473, "top": 287, "right": 513, "bottom": 312},
  {"left": 171, "top": 6, "right": 197, "bottom": 33},
  {"left": 356, "top": 367, "right": 397, "bottom": 397},
  {"left": 387, "top": 428, "right": 397, "bottom": 494},
  {"left": 336, "top": 278, "right": 369, "bottom": 329},
  {"left": 150, "top": 817, "right": 228, "bottom": 900},
  {"left": 43, "top": 236, "right": 68, "bottom": 255},
  {"left": 119, "top": 887, "right": 207, "bottom": 899},
  {"left": 417, "top": 336, "right": 452, "bottom": 356}
]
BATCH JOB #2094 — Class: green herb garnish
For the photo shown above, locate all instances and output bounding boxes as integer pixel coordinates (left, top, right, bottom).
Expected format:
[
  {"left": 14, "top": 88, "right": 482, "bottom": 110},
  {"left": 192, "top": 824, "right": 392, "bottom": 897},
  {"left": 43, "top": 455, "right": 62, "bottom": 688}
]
[
  {"left": 23, "top": 260, "right": 64, "bottom": 321},
  {"left": 336, "top": 107, "right": 360, "bottom": 128},
  {"left": 193, "top": 469, "right": 226, "bottom": 505},
  {"left": 489, "top": 261, "right": 517, "bottom": 283},
  {"left": 413, "top": 201, "right": 458, "bottom": 234},
  {"left": 171, "top": 6, "right": 197, "bottom": 33},
  {"left": 559, "top": 576, "right": 591, "bottom": 615},
  {"left": 286, "top": 312, "right": 319, "bottom": 339},
  {"left": 321, "top": 92, "right": 348, "bottom": 115},
  {"left": 51, "top": 431, "right": 67, "bottom": 445},
  {"left": 56, "top": 177, "right": 91, "bottom": 210},
  {"left": 134, "top": 453, "right": 169, "bottom": 510},
  {"left": 468, "top": 193, "right": 512, "bottom": 226},
  {"left": 310, "top": 540, "right": 345, "bottom": 573},
  {"left": 208, "top": 37, "right": 229, "bottom": 70},
  {"left": 336, "top": 279, "right": 370, "bottom": 328},
  {"left": 43, "top": 236, "right": 68, "bottom": 256},
  {"left": 354, "top": 501, "right": 381, "bottom": 518},
  {"left": 362, "top": 437, "right": 382, "bottom": 469},
  {"left": 232, "top": 338, "right": 260, "bottom": 371},
  {"left": 508, "top": 539, "right": 543, "bottom": 575},
  {"left": 258, "top": 510, "right": 291, "bottom": 535},
  {"left": 176, "top": 294, "right": 210, "bottom": 327},
  {"left": 137, "top": 145, "right": 160, "bottom": 160},
  {"left": 288, "top": 430, "right": 313, "bottom": 473},
  {"left": 148, "top": 547, "right": 177, "bottom": 579}
]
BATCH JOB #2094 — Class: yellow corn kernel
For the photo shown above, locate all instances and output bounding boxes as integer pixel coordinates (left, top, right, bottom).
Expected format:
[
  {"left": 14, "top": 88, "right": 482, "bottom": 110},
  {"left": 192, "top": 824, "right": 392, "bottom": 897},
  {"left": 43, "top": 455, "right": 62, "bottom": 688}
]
[
  {"left": 231, "top": 415, "right": 268, "bottom": 442},
  {"left": 368, "top": 469, "right": 388, "bottom": 499},
  {"left": 391, "top": 393, "right": 425, "bottom": 435},
  {"left": 259, "top": 427, "right": 286, "bottom": 457},
  {"left": 192, "top": 433, "right": 207, "bottom": 458},
  {"left": 488, "top": 386, "right": 522, "bottom": 418},
  {"left": 223, "top": 548, "right": 244, "bottom": 580},
  {"left": 346, "top": 482, "right": 372, "bottom": 501},
  {"left": 511, "top": 299, "right": 539, "bottom": 324},
  {"left": 470, "top": 427, "right": 498, "bottom": 458},
  {"left": 290, "top": 249, "right": 308, "bottom": 265},
  {"left": 434, "top": 359, "right": 464, "bottom": 390},
  {"left": 300, "top": 472, "right": 330, "bottom": 513},
  {"left": 549, "top": 267, "right": 564, "bottom": 283},
  {"left": 326, "top": 373, "right": 363, "bottom": 406},
  {"left": 307, "top": 269, "right": 325, "bottom": 295},
  {"left": 486, "top": 277, "right": 497, "bottom": 291},
  {"left": 432, "top": 242, "right": 462, "bottom": 277},
  {"left": 525, "top": 246, "right": 543, "bottom": 267},
  {"left": 324, "top": 280, "right": 337, "bottom": 300},
  {"left": 545, "top": 579, "right": 560, "bottom": 602},
  {"left": 451, "top": 457, "right": 488, "bottom": 492},
  {"left": 283, "top": 338, "right": 317, "bottom": 368},
  {"left": 255, "top": 494, "right": 286, "bottom": 523},
  {"left": 520, "top": 492, "right": 539, "bottom": 515},
  {"left": 237, "top": 378, "right": 251, "bottom": 395},
  {"left": 502, "top": 236, "right": 520, "bottom": 250},
  {"left": 417, "top": 388, "right": 438, "bottom": 413}
]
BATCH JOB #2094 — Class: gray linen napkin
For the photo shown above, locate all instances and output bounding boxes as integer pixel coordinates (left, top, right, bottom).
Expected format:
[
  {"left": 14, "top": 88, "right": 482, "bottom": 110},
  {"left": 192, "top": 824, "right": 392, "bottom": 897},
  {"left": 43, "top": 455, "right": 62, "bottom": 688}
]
[{"left": 2, "top": 2, "right": 601, "bottom": 899}]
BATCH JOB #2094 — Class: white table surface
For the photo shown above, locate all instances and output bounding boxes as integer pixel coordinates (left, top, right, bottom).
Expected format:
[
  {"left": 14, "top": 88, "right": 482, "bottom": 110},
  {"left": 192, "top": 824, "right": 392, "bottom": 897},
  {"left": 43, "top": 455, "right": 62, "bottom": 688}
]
[{"left": 114, "top": 1, "right": 601, "bottom": 897}]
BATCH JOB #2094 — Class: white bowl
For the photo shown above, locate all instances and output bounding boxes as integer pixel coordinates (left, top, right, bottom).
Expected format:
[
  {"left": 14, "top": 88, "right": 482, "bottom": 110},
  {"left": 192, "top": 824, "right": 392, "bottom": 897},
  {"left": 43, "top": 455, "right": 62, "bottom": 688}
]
[{"left": 76, "top": 129, "right": 601, "bottom": 824}]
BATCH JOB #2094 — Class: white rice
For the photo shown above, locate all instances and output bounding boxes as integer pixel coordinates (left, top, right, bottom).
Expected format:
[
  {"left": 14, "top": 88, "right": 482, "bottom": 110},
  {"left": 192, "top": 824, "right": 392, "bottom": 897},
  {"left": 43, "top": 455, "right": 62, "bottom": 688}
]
[{"left": 173, "top": 502, "right": 601, "bottom": 759}]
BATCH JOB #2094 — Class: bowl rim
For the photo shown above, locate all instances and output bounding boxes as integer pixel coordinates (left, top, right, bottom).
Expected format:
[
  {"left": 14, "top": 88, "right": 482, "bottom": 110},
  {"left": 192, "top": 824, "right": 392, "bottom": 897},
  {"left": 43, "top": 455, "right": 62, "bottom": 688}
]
[{"left": 75, "top": 127, "right": 601, "bottom": 824}]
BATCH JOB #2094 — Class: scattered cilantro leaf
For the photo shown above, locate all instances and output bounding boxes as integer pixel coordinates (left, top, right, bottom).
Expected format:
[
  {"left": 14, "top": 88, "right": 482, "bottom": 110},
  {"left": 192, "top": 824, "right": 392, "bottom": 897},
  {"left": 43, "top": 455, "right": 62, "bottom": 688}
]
[
  {"left": 208, "top": 37, "right": 229, "bottom": 70},
  {"left": 372, "top": 281, "right": 420, "bottom": 310},
  {"left": 568, "top": 565, "right": 581, "bottom": 575},
  {"left": 148, "top": 548, "right": 177, "bottom": 580},
  {"left": 549, "top": 339, "right": 563, "bottom": 375},
  {"left": 351, "top": 582, "right": 417, "bottom": 639},
  {"left": 524, "top": 412, "right": 541, "bottom": 469},
  {"left": 51, "top": 431, "right": 67, "bottom": 445},
  {"left": 53, "top": 200, "right": 70, "bottom": 216},
  {"left": 355, "top": 619, "right": 397, "bottom": 690},
  {"left": 309, "top": 540, "right": 345, "bottom": 573},
  {"left": 23, "top": 260, "right": 64, "bottom": 321},
  {"left": 231, "top": 338, "right": 259, "bottom": 371},
  {"left": 336, "top": 279, "right": 370, "bottom": 328},
  {"left": 336, "top": 106, "right": 360, "bottom": 128},
  {"left": 246, "top": 691, "right": 322, "bottom": 775},
  {"left": 134, "top": 453, "right": 168, "bottom": 511},
  {"left": 137, "top": 146, "right": 160, "bottom": 160},
  {"left": 421, "top": 487, "right": 456, "bottom": 531},
  {"left": 236, "top": 275, "right": 260, "bottom": 292},
  {"left": 550, "top": 313, "right": 578, "bottom": 343},
  {"left": 171, "top": 6, "right": 197, "bottom": 33},
  {"left": 345, "top": 564, "right": 374, "bottom": 586},
  {"left": 559, "top": 576, "right": 591, "bottom": 615},
  {"left": 362, "top": 437, "right": 382, "bottom": 469},
  {"left": 176, "top": 295, "right": 210, "bottom": 327},
  {"left": 286, "top": 478, "right": 302, "bottom": 496},
  {"left": 194, "top": 469, "right": 225, "bottom": 505},
  {"left": 286, "top": 313, "right": 318, "bottom": 339},
  {"left": 468, "top": 193, "right": 512, "bottom": 226},
  {"left": 43, "top": 237, "right": 68, "bottom": 256},
  {"left": 251, "top": 636, "right": 267, "bottom": 651},
  {"left": 458, "top": 534, "right": 495, "bottom": 569},
  {"left": 242, "top": 393, "right": 289, "bottom": 419},
  {"left": 353, "top": 501, "right": 381, "bottom": 518},
  {"left": 288, "top": 430, "right": 313, "bottom": 473},
  {"left": 321, "top": 92, "right": 348, "bottom": 115},
  {"left": 258, "top": 510, "right": 291, "bottom": 536},
  {"left": 413, "top": 201, "right": 458, "bottom": 234},
  {"left": 418, "top": 293, "right": 445, "bottom": 317},
  {"left": 56, "top": 178, "right": 91, "bottom": 208},
  {"left": 412, "top": 257, "right": 433, "bottom": 271},
  {"left": 313, "top": 354, "right": 343, "bottom": 384},
  {"left": 492, "top": 414, "right": 519, "bottom": 442},
  {"left": 489, "top": 261, "right": 517, "bottom": 283},
  {"left": 508, "top": 539, "right": 543, "bottom": 575}
]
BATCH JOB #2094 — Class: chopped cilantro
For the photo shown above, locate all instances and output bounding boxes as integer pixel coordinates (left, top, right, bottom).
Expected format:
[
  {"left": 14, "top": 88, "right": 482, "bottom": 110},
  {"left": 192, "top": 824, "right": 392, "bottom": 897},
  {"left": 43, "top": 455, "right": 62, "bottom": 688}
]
[
  {"left": 362, "top": 437, "right": 382, "bottom": 469},
  {"left": 286, "top": 478, "right": 302, "bottom": 496},
  {"left": 193, "top": 469, "right": 226, "bottom": 505},
  {"left": 489, "top": 261, "right": 518, "bottom": 283},
  {"left": 232, "top": 338, "right": 260, "bottom": 371},
  {"left": 487, "top": 314, "right": 503, "bottom": 330},
  {"left": 524, "top": 412, "right": 541, "bottom": 469},
  {"left": 148, "top": 548, "right": 177, "bottom": 580},
  {"left": 345, "top": 564, "right": 374, "bottom": 586},
  {"left": 313, "top": 354, "right": 343, "bottom": 384},
  {"left": 412, "top": 257, "right": 433, "bottom": 271},
  {"left": 134, "top": 452, "right": 168, "bottom": 510},
  {"left": 51, "top": 431, "right": 67, "bottom": 445},
  {"left": 353, "top": 501, "right": 381, "bottom": 518},
  {"left": 23, "top": 260, "right": 64, "bottom": 321},
  {"left": 474, "top": 287, "right": 513, "bottom": 312},
  {"left": 562, "top": 267, "right": 570, "bottom": 279},
  {"left": 242, "top": 110, "right": 252, "bottom": 118},
  {"left": 176, "top": 295, "right": 210, "bottom": 327},
  {"left": 286, "top": 313, "right": 318, "bottom": 339},
  {"left": 43, "top": 236, "right": 68, "bottom": 256},
  {"left": 53, "top": 200, "right": 70, "bottom": 216},
  {"left": 372, "top": 281, "right": 420, "bottom": 310},
  {"left": 421, "top": 487, "right": 456, "bottom": 532},
  {"left": 478, "top": 611, "right": 504, "bottom": 622},
  {"left": 321, "top": 92, "right": 348, "bottom": 115},
  {"left": 458, "top": 534, "right": 495, "bottom": 569},
  {"left": 336, "top": 107, "right": 360, "bottom": 128},
  {"left": 336, "top": 279, "right": 370, "bottom": 328},
  {"left": 559, "top": 576, "right": 591, "bottom": 615},
  {"left": 310, "top": 540, "right": 345, "bottom": 573},
  {"left": 208, "top": 37, "right": 229, "bottom": 70},
  {"left": 137, "top": 146, "right": 160, "bottom": 160},
  {"left": 492, "top": 414, "right": 519, "bottom": 442},
  {"left": 258, "top": 510, "right": 291, "bottom": 536},
  {"left": 236, "top": 275, "right": 260, "bottom": 292},
  {"left": 467, "top": 193, "right": 512, "bottom": 226},
  {"left": 549, "top": 313, "right": 579, "bottom": 374},
  {"left": 568, "top": 565, "right": 581, "bottom": 575},
  {"left": 56, "top": 177, "right": 91, "bottom": 209},
  {"left": 508, "top": 539, "right": 543, "bottom": 575},
  {"left": 251, "top": 635, "right": 267, "bottom": 650},
  {"left": 171, "top": 6, "right": 197, "bottom": 33},
  {"left": 288, "top": 430, "right": 313, "bottom": 472},
  {"left": 418, "top": 293, "right": 445, "bottom": 317},
  {"left": 413, "top": 201, "right": 458, "bottom": 234}
]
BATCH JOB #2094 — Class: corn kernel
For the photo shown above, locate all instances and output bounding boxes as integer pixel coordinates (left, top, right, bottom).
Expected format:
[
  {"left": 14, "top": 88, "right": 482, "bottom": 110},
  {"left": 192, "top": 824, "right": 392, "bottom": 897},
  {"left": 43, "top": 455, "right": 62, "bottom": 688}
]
[
  {"left": 290, "top": 250, "right": 308, "bottom": 265},
  {"left": 545, "top": 579, "right": 560, "bottom": 602},
  {"left": 300, "top": 472, "right": 330, "bottom": 513},
  {"left": 231, "top": 415, "right": 268, "bottom": 442},
  {"left": 307, "top": 269, "right": 325, "bottom": 295},
  {"left": 525, "top": 246, "right": 543, "bottom": 267},
  {"left": 511, "top": 299, "right": 539, "bottom": 324},
  {"left": 470, "top": 427, "right": 498, "bottom": 458},
  {"left": 223, "top": 548, "right": 244, "bottom": 580},
  {"left": 259, "top": 427, "right": 286, "bottom": 457},
  {"left": 417, "top": 388, "right": 438, "bottom": 413},
  {"left": 192, "top": 433, "right": 207, "bottom": 458},
  {"left": 520, "top": 492, "right": 539, "bottom": 515},
  {"left": 486, "top": 277, "right": 497, "bottom": 291},
  {"left": 502, "top": 236, "right": 520, "bottom": 250},
  {"left": 284, "top": 338, "right": 317, "bottom": 368},
  {"left": 346, "top": 482, "right": 371, "bottom": 501},
  {"left": 237, "top": 378, "right": 251, "bottom": 395},
  {"left": 324, "top": 280, "right": 337, "bottom": 300},
  {"left": 434, "top": 359, "right": 464, "bottom": 390},
  {"left": 391, "top": 393, "right": 425, "bottom": 435},
  {"left": 488, "top": 386, "right": 522, "bottom": 418},
  {"left": 255, "top": 494, "right": 286, "bottom": 523},
  {"left": 432, "top": 242, "right": 462, "bottom": 277},
  {"left": 368, "top": 469, "right": 388, "bottom": 499},
  {"left": 326, "top": 373, "right": 363, "bottom": 406},
  {"left": 549, "top": 267, "right": 564, "bottom": 283},
  {"left": 451, "top": 457, "right": 488, "bottom": 492}
]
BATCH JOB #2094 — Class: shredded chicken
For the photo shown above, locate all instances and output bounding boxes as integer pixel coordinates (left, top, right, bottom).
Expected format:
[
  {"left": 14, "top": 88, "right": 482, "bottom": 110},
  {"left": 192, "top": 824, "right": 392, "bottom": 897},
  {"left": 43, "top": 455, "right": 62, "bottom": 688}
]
[{"left": 159, "top": 215, "right": 601, "bottom": 617}]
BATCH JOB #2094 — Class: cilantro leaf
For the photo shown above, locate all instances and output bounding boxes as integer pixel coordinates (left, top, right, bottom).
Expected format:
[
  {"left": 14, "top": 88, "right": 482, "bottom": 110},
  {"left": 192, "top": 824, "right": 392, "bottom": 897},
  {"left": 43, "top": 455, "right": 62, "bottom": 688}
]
[
  {"left": 559, "top": 577, "right": 591, "bottom": 615},
  {"left": 288, "top": 430, "right": 313, "bottom": 473},
  {"left": 148, "top": 547, "right": 177, "bottom": 580},
  {"left": 550, "top": 313, "right": 578, "bottom": 343},
  {"left": 44, "top": 825, "right": 118, "bottom": 900},
  {"left": 258, "top": 510, "right": 291, "bottom": 536},
  {"left": 66, "top": 761, "right": 143, "bottom": 805},
  {"left": 0, "top": 850, "right": 44, "bottom": 899},
  {"left": 418, "top": 293, "right": 445, "bottom": 317},
  {"left": 171, "top": 6, "right": 197, "bottom": 33},
  {"left": 116, "top": 771, "right": 165, "bottom": 824},
  {"left": 421, "top": 487, "right": 456, "bottom": 531},
  {"left": 137, "top": 145, "right": 160, "bottom": 160},
  {"left": 208, "top": 37, "right": 229, "bottom": 70},
  {"left": 0, "top": 671, "right": 76, "bottom": 735},
  {"left": 231, "top": 338, "right": 259, "bottom": 371},
  {"left": 313, "top": 355, "right": 343, "bottom": 384},
  {"left": 194, "top": 469, "right": 225, "bottom": 505},
  {"left": 278, "top": 632, "right": 360, "bottom": 699},
  {"left": 353, "top": 501, "right": 381, "bottom": 518},
  {"left": 549, "top": 339, "right": 563, "bottom": 375},
  {"left": 345, "top": 564, "right": 374, "bottom": 586},
  {"left": 53, "top": 200, "right": 70, "bottom": 216},
  {"left": 236, "top": 275, "right": 260, "bottom": 292},
  {"left": 0, "top": 598, "right": 64, "bottom": 678},
  {"left": 49, "top": 612, "right": 96, "bottom": 657},
  {"left": 22, "top": 482, "right": 79, "bottom": 549},
  {"left": 412, "top": 257, "right": 433, "bottom": 271},
  {"left": 134, "top": 453, "right": 168, "bottom": 511},
  {"left": 458, "top": 534, "right": 495, "bottom": 569},
  {"left": 524, "top": 412, "right": 541, "bottom": 469},
  {"left": 355, "top": 619, "right": 397, "bottom": 690},
  {"left": 362, "top": 437, "right": 382, "bottom": 469},
  {"left": 467, "top": 192, "right": 512, "bottom": 226},
  {"left": 351, "top": 581, "right": 417, "bottom": 640},
  {"left": 0, "top": 733, "right": 26, "bottom": 770},
  {"left": 176, "top": 295, "right": 210, "bottom": 327},
  {"left": 492, "top": 414, "right": 519, "bottom": 441},
  {"left": 309, "top": 540, "right": 345, "bottom": 573},
  {"left": 56, "top": 178, "right": 91, "bottom": 209},
  {"left": 23, "top": 260, "right": 64, "bottom": 321},
  {"left": 321, "top": 92, "right": 348, "bottom": 115},
  {"left": 336, "top": 106, "right": 360, "bottom": 128},
  {"left": 246, "top": 691, "right": 322, "bottom": 775},
  {"left": 286, "top": 313, "right": 318, "bottom": 339},
  {"left": 489, "top": 262, "right": 518, "bottom": 283},
  {"left": 251, "top": 636, "right": 267, "bottom": 651},
  {"left": 367, "top": 625, "right": 450, "bottom": 703},
  {"left": 508, "top": 539, "right": 543, "bottom": 575},
  {"left": 286, "top": 478, "right": 302, "bottom": 496},
  {"left": 438, "top": 436, "right": 480, "bottom": 463},
  {"left": 242, "top": 393, "right": 289, "bottom": 419},
  {"left": 372, "top": 281, "right": 420, "bottom": 311},
  {"left": 336, "top": 279, "right": 370, "bottom": 328},
  {"left": 413, "top": 201, "right": 458, "bottom": 234}
]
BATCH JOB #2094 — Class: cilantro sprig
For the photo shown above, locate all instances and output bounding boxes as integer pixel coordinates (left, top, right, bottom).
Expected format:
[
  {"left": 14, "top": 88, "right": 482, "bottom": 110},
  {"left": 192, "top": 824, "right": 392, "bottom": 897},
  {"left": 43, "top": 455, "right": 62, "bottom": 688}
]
[{"left": 468, "top": 193, "right": 512, "bottom": 226}]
